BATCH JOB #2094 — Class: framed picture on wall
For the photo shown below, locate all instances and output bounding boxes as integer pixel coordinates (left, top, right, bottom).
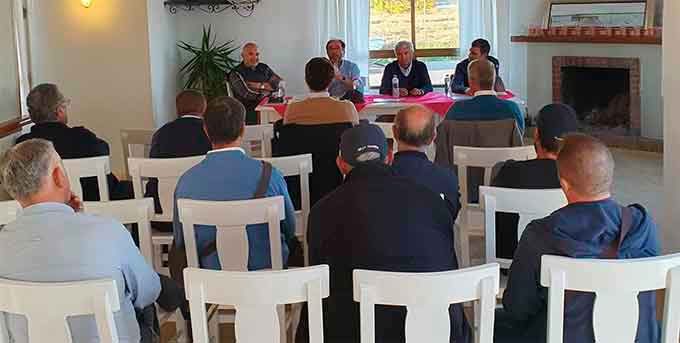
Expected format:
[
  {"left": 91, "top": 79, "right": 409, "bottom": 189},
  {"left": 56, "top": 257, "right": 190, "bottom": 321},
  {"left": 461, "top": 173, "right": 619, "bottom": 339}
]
[{"left": 549, "top": 2, "right": 647, "bottom": 27}]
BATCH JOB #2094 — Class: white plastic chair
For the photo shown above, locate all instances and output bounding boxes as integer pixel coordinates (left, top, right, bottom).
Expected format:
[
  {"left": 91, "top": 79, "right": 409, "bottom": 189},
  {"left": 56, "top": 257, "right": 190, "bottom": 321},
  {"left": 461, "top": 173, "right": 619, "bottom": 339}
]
[
  {"left": 128, "top": 156, "right": 204, "bottom": 275},
  {"left": 120, "top": 128, "right": 154, "bottom": 178},
  {"left": 453, "top": 145, "right": 536, "bottom": 267},
  {"left": 176, "top": 196, "right": 285, "bottom": 271},
  {"left": 184, "top": 265, "right": 330, "bottom": 343},
  {"left": 0, "top": 200, "right": 20, "bottom": 225},
  {"left": 243, "top": 124, "right": 274, "bottom": 158},
  {"left": 541, "top": 254, "right": 680, "bottom": 343},
  {"left": 0, "top": 278, "right": 120, "bottom": 343},
  {"left": 353, "top": 263, "right": 500, "bottom": 343},
  {"left": 63, "top": 156, "right": 111, "bottom": 201},
  {"left": 259, "top": 154, "right": 312, "bottom": 265},
  {"left": 82, "top": 198, "right": 189, "bottom": 343},
  {"left": 480, "top": 186, "right": 567, "bottom": 269}
]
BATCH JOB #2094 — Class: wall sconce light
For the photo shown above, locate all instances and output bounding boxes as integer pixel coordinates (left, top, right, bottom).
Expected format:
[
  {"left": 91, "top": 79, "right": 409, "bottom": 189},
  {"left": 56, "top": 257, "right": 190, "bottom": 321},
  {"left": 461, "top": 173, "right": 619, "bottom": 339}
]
[{"left": 81, "top": 0, "right": 93, "bottom": 8}]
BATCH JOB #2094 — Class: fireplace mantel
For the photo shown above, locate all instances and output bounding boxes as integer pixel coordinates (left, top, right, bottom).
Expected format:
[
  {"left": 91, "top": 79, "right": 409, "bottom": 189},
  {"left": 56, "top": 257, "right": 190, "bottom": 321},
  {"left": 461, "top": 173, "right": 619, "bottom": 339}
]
[{"left": 511, "top": 35, "right": 661, "bottom": 45}]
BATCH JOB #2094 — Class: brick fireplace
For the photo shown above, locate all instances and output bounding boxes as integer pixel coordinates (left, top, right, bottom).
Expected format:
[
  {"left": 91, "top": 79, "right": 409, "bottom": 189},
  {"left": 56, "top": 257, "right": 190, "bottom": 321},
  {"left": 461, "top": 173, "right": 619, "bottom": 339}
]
[{"left": 552, "top": 56, "right": 641, "bottom": 137}]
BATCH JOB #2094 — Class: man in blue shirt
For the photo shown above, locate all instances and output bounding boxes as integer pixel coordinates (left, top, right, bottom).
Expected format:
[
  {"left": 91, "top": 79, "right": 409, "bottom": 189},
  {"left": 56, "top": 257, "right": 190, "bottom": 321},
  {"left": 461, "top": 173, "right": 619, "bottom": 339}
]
[
  {"left": 391, "top": 105, "right": 460, "bottom": 219},
  {"left": 0, "top": 139, "right": 161, "bottom": 343},
  {"left": 326, "top": 39, "right": 364, "bottom": 98},
  {"left": 496, "top": 134, "right": 660, "bottom": 343},
  {"left": 173, "top": 96, "right": 296, "bottom": 271},
  {"left": 444, "top": 59, "right": 524, "bottom": 133},
  {"left": 379, "top": 40, "right": 433, "bottom": 96},
  {"left": 450, "top": 38, "right": 503, "bottom": 94}
]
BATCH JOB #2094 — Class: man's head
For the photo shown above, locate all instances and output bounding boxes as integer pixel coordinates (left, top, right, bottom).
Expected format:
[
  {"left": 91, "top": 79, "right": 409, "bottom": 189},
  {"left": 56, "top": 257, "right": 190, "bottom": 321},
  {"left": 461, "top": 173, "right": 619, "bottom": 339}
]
[
  {"left": 394, "top": 41, "right": 415, "bottom": 69},
  {"left": 241, "top": 42, "right": 260, "bottom": 67},
  {"left": 534, "top": 103, "right": 579, "bottom": 157},
  {"left": 557, "top": 134, "right": 614, "bottom": 202},
  {"left": 393, "top": 105, "right": 436, "bottom": 151},
  {"left": 469, "top": 38, "right": 491, "bottom": 61},
  {"left": 305, "top": 57, "right": 335, "bottom": 92},
  {"left": 26, "top": 83, "right": 69, "bottom": 124},
  {"left": 203, "top": 96, "right": 246, "bottom": 147},
  {"left": 326, "top": 39, "right": 346, "bottom": 62},
  {"left": 0, "top": 139, "right": 71, "bottom": 207},
  {"left": 337, "top": 122, "right": 388, "bottom": 175},
  {"left": 467, "top": 59, "right": 496, "bottom": 92},
  {"left": 176, "top": 90, "right": 207, "bottom": 117}
]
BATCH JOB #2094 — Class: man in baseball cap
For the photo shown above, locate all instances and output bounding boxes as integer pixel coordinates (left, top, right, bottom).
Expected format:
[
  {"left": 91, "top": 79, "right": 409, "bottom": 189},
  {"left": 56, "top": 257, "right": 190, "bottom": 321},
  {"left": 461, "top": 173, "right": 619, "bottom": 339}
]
[
  {"left": 298, "top": 121, "right": 472, "bottom": 343},
  {"left": 491, "top": 103, "right": 579, "bottom": 260}
]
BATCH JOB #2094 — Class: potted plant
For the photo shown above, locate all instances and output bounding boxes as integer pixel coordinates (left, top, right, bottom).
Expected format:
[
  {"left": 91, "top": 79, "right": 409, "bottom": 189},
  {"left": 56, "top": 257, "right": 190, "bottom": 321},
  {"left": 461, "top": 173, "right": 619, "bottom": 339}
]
[{"left": 178, "top": 25, "right": 239, "bottom": 100}]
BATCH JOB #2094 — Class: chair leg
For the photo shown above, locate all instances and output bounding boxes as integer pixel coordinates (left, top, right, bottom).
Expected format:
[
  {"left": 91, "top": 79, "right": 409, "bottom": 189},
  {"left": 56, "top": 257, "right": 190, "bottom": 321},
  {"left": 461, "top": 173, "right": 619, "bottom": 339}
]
[{"left": 457, "top": 224, "right": 471, "bottom": 268}]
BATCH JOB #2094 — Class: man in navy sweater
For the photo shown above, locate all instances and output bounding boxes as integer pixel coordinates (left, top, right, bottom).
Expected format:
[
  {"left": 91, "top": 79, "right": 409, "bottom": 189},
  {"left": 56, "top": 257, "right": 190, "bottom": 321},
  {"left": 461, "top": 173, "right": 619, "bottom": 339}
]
[
  {"left": 379, "top": 40, "right": 433, "bottom": 96},
  {"left": 444, "top": 59, "right": 524, "bottom": 133},
  {"left": 451, "top": 38, "right": 503, "bottom": 94},
  {"left": 495, "top": 134, "right": 660, "bottom": 343}
]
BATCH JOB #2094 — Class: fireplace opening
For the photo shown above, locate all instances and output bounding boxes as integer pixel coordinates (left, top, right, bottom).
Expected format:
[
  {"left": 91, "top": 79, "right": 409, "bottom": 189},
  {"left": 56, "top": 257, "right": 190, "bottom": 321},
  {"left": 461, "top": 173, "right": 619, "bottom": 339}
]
[{"left": 560, "top": 66, "right": 631, "bottom": 135}]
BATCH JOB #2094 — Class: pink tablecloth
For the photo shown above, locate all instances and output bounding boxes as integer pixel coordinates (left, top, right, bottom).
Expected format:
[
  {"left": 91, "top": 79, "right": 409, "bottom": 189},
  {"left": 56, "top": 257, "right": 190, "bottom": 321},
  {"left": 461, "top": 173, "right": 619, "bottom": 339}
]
[{"left": 259, "top": 91, "right": 516, "bottom": 117}]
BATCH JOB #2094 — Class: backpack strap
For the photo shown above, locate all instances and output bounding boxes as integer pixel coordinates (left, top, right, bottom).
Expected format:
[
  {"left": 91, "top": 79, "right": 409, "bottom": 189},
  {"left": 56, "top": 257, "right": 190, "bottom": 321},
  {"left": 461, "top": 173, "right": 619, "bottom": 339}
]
[{"left": 600, "top": 206, "right": 633, "bottom": 259}]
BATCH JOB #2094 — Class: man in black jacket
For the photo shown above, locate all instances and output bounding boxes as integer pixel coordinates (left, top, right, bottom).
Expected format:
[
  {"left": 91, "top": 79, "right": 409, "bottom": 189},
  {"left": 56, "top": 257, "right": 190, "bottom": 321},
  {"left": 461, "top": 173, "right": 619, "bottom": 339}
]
[
  {"left": 16, "top": 83, "right": 131, "bottom": 201},
  {"left": 450, "top": 38, "right": 504, "bottom": 95},
  {"left": 302, "top": 122, "right": 471, "bottom": 343},
  {"left": 379, "top": 41, "right": 433, "bottom": 96}
]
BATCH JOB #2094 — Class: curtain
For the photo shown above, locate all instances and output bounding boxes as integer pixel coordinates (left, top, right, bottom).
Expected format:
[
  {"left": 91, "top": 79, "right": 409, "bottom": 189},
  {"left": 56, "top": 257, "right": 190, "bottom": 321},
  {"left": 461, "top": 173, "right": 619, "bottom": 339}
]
[
  {"left": 316, "top": 0, "right": 370, "bottom": 77},
  {"left": 458, "top": 0, "right": 498, "bottom": 57}
]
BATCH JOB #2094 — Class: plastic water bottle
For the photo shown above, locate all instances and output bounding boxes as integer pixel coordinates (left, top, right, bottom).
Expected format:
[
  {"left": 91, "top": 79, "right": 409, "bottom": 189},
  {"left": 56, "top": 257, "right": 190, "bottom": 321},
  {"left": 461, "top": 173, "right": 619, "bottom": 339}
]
[
  {"left": 277, "top": 81, "right": 287, "bottom": 99},
  {"left": 392, "top": 75, "right": 399, "bottom": 97},
  {"left": 444, "top": 74, "right": 451, "bottom": 97}
]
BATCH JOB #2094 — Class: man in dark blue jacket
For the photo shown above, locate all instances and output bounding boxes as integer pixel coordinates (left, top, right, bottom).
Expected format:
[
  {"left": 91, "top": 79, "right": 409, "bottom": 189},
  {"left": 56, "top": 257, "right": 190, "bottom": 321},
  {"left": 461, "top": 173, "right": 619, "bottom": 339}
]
[
  {"left": 379, "top": 41, "right": 433, "bottom": 96},
  {"left": 496, "top": 134, "right": 660, "bottom": 343},
  {"left": 451, "top": 38, "right": 503, "bottom": 95},
  {"left": 302, "top": 122, "right": 470, "bottom": 343}
]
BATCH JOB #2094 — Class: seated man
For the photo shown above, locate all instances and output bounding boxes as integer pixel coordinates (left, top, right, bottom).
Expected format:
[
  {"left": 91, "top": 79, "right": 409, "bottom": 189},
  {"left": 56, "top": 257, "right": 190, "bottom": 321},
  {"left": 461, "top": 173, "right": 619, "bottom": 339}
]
[
  {"left": 0, "top": 139, "right": 161, "bottom": 343},
  {"left": 284, "top": 57, "right": 359, "bottom": 125},
  {"left": 444, "top": 59, "right": 524, "bottom": 133},
  {"left": 391, "top": 105, "right": 460, "bottom": 219},
  {"left": 379, "top": 40, "right": 433, "bottom": 96},
  {"left": 496, "top": 134, "right": 659, "bottom": 343},
  {"left": 144, "top": 90, "right": 212, "bottom": 232},
  {"left": 451, "top": 38, "right": 505, "bottom": 94},
  {"left": 16, "top": 83, "right": 131, "bottom": 201},
  {"left": 303, "top": 122, "right": 471, "bottom": 343},
  {"left": 172, "top": 96, "right": 296, "bottom": 270},
  {"left": 491, "top": 103, "right": 578, "bottom": 259},
  {"left": 228, "top": 42, "right": 283, "bottom": 124},
  {"left": 326, "top": 38, "right": 365, "bottom": 98}
]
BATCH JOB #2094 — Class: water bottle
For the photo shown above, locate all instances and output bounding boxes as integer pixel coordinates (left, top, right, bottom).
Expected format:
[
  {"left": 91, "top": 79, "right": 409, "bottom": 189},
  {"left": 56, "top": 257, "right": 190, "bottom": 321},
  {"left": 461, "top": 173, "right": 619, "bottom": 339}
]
[
  {"left": 277, "top": 81, "right": 287, "bottom": 99},
  {"left": 444, "top": 74, "right": 451, "bottom": 97},
  {"left": 391, "top": 75, "right": 399, "bottom": 97}
]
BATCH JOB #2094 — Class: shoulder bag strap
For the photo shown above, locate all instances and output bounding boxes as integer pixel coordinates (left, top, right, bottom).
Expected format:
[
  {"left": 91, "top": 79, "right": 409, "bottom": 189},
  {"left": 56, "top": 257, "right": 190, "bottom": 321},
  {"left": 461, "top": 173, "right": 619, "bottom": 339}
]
[{"left": 600, "top": 206, "right": 633, "bottom": 259}]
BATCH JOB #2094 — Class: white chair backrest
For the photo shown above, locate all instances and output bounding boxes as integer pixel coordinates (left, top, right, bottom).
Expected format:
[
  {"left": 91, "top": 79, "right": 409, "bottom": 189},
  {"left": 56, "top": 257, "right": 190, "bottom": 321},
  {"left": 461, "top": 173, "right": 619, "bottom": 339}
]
[
  {"left": 128, "top": 156, "right": 204, "bottom": 222},
  {"left": 242, "top": 124, "right": 274, "bottom": 158},
  {"left": 0, "top": 200, "right": 20, "bottom": 225},
  {"left": 63, "top": 156, "right": 111, "bottom": 201},
  {"left": 177, "top": 196, "right": 286, "bottom": 271},
  {"left": 0, "top": 278, "right": 120, "bottom": 343},
  {"left": 480, "top": 186, "right": 567, "bottom": 268},
  {"left": 453, "top": 146, "right": 536, "bottom": 207},
  {"left": 120, "top": 129, "right": 155, "bottom": 178},
  {"left": 353, "top": 263, "right": 500, "bottom": 343},
  {"left": 184, "top": 265, "right": 330, "bottom": 343},
  {"left": 82, "top": 198, "right": 155, "bottom": 266},
  {"left": 541, "top": 254, "right": 680, "bottom": 343}
]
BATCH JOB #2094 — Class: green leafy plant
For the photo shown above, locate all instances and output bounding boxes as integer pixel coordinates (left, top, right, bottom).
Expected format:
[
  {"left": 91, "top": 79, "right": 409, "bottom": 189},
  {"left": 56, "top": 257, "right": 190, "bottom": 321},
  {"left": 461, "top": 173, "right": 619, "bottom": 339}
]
[{"left": 178, "top": 25, "right": 239, "bottom": 100}]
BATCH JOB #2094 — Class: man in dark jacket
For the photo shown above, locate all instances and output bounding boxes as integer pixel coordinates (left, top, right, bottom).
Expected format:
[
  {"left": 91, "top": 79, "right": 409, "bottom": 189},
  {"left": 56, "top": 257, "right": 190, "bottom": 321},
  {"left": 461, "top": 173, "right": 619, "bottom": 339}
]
[
  {"left": 450, "top": 38, "right": 504, "bottom": 95},
  {"left": 379, "top": 40, "right": 433, "bottom": 96},
  {"left": 16, "top": 83, "right": 131, "bottom": 201},
  {"left": 391, "top": 105, "right": 460, "bottom": 219},
  {"left": 496, "top": 134, "right": 660, "bottom": 343},
  {"left": 303, "top": 122, "right": 471, "bottom": 343}
]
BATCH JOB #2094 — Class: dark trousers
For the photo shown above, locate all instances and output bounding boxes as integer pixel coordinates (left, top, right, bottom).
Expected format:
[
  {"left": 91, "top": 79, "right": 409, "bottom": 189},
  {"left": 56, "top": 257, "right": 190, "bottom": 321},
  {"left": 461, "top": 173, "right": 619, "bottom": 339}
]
[
  {"left": 494, "top": 309, "right": 537, "bottom": 343},
  {"left": 137, "top": 274, "right": 187, "bottom": 343}
]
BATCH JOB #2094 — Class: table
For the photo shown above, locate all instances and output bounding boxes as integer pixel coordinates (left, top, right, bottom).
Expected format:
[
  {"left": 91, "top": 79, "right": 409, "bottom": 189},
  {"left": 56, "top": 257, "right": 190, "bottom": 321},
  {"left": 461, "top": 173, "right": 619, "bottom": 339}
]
[{"left": 255, "top": 91, "right": 523, "bottom": 123}]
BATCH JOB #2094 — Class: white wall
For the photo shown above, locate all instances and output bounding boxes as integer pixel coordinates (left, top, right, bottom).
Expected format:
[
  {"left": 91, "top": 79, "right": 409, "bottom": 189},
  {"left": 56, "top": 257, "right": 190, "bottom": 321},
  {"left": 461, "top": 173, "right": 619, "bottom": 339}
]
[
  {"left": 663, "top": 1, "right": 680, "bottom": 253},
  {"left": 174, "top": 1, "right": 321, "bottom": 96},
  {"left": 506, "top": 0, "right": 548, "bottom": 96},
  {"left": 28, "top": 0, "right": 163, "bottom": 175},
  {"left": 147, "top": 0, "right": 179, "bottom": 127},
  {"left": 0, "top": 0, "right": 20, "bottom": 123}
]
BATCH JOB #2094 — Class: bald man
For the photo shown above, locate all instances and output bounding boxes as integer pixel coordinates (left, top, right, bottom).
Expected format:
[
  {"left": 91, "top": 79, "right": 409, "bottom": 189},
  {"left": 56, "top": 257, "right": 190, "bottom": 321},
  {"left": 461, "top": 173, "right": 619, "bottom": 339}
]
[
  {"left": 496, "top": 134, "right": 660, "bottom": 343},
  {"left": 444, "top": 59, "right": 524, "bottom": 133},
  {"left": 391, "top": 105, "right": 460, "bottom": 219},
  {"left": 228, "top": 42, "right": 282, "bottom": 124}
]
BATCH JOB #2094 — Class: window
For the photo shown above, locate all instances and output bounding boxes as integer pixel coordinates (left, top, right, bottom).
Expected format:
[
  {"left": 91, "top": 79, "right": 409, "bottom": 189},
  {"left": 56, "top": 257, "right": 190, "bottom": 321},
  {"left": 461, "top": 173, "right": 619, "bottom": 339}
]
[{"left": 369, "top": 0, "right": 461, "bottom": 87}]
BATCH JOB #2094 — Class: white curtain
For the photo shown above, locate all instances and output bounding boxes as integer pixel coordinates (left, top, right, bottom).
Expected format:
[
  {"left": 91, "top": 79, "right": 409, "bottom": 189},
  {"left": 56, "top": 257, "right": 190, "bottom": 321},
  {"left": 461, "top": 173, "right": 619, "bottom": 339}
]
[
  {"left": 316, "top": 0, "right": 370, "bottom": 77},
  {"left": 458, "top": 0, "right": 498, "bottom": 57}
]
